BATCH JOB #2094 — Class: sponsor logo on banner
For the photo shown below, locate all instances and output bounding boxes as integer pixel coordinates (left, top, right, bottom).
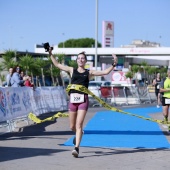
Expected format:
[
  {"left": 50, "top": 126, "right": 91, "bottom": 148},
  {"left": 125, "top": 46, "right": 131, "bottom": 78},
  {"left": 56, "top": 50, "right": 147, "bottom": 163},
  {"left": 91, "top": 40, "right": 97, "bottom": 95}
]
[
  {"left": 0, "top": 89, "right": 6, "bottom": 116},
  {"left": 0, "top": 87, "right": 68, "bottom": 122},
  {"left": 22, "top": 91, "right": 31, "bottom": 110},
  {"left": 112, "top": 71, "right": 130, "bottom": 84}
]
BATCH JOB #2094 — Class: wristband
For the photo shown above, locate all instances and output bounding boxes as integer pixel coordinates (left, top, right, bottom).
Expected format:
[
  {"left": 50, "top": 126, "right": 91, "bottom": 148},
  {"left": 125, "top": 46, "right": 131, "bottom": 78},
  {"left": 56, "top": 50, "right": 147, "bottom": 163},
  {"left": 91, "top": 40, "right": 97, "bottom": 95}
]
[{"left": 112, "top": 63, "right": 116, "bottom": 67}]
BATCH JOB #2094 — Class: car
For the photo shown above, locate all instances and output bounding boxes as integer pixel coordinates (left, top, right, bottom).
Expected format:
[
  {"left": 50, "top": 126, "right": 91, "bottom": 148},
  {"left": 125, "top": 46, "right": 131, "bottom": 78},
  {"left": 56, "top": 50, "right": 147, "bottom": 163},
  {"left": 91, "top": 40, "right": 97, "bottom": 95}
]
[{"left": 88, "top": 81, "right": 111, "bottom": 98}]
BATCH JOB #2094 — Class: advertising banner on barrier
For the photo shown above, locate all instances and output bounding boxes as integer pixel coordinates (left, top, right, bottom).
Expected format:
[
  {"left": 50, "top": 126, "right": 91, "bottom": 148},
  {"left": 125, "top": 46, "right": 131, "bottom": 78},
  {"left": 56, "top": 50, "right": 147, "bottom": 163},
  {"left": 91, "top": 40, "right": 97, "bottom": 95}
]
[
  {"left": 0, "top": 86, "right": 68, "bottom": 122},
  {"left": 112, "top": 71, "right": 130, "bottom": 84},
  {"left": 31, "top": 86, "right": 68, "bottom": 115},
  {"left": 0, "top": 87, "right": 32, "bottom": 122}
]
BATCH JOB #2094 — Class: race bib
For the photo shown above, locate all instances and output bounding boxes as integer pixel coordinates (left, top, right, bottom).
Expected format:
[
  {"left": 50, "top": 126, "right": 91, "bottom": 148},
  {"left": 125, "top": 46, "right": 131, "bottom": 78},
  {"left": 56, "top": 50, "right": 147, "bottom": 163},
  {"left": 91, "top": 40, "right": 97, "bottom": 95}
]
[
  {"left": 70, "top": 93, "right": 84, "bottom": 103},
  {"left": 156, "top": 85, "right": 160, "bottom": 89},
  {"left": 165, "top": 98, "right": 170, "bottom": 104}
]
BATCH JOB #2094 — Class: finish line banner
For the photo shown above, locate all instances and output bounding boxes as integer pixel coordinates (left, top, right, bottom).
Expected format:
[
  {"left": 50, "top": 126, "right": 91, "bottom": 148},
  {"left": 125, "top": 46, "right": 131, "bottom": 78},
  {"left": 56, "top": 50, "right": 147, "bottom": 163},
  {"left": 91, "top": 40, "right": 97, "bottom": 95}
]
[{"left": 0, "top": 86, "right": 68, "bottom": 122}]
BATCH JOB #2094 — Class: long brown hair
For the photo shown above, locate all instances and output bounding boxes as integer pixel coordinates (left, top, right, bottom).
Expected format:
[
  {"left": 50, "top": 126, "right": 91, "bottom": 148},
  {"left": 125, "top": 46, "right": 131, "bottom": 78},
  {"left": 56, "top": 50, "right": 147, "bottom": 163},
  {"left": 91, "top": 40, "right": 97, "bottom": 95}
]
[{"left": 11, "top": 66, "right": 22, "bottom": 76}]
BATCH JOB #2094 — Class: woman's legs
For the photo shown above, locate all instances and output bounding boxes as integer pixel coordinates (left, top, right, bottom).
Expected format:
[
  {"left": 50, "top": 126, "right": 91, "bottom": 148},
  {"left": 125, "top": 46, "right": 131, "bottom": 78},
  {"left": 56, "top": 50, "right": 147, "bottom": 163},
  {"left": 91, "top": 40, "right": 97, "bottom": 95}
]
[
  {"left": 69, "top": 111, "right": 77, "bottom": 132},
  {"left": 70, "top": 109, "right": 87, "bottom": 157},
  {"left": 69, "top": 95, "right": 89, "bottom": 157},
  {"left": 75, "top": 110, "right": 87, "bottom": 147},
  {"left": 157, "top": 93, "right": 161, "bottom": 107},
  {"left": 163, "top": 105, "right": 169, "bottom": 119}
]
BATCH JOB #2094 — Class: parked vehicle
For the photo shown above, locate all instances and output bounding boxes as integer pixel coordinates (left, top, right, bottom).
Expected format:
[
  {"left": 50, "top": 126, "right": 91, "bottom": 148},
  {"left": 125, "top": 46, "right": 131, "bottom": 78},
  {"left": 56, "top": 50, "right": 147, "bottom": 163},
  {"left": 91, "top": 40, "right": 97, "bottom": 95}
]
[{"left": 88, "top": 81, "right": 111, "bottom": 97}]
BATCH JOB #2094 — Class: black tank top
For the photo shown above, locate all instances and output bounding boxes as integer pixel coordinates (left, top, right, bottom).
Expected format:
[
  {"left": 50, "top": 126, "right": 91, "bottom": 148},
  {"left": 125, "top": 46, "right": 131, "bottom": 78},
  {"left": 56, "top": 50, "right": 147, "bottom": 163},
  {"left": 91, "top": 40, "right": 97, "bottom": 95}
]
[
  {"left": 69, "top": 68, "right": 89, "bottom": 94},
  {"left": 155, "top": 78, "right": 161, "bottom": 91}
]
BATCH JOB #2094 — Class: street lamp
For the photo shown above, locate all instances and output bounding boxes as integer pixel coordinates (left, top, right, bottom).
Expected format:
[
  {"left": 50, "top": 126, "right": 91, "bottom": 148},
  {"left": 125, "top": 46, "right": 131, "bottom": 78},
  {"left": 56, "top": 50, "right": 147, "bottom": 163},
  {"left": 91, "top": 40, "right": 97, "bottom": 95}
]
[
  {"left": 95, "top": 0, "right": 98, "bottom": 81},
  {"left": 62, "top": 33, "right": 65, "bottom": 48}
]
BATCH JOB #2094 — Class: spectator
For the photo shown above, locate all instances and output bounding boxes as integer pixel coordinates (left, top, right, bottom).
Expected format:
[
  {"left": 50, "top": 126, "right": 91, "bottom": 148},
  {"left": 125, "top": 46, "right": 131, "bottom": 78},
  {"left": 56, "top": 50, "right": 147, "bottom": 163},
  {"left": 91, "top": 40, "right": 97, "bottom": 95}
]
[
  {"left": 24, "top": 75, "right": 34, "bottom": 87},
  {"left": 20, "top": 71, "right": 25, "bottom": 86},
  {"left": 152, "top": 72, "right": 161, "bottom": 108},
  {"left": 10, "top": 66, "right": 26, "bottom": 87},
  {"left": 135, "top": 69, "right": 143, "bottom": 86},
  {"left": 2, "top": 67, "right": 13, "bottom": 87},
  {"left": 140, "top": 68, "right": 146, "bottom": 85}
]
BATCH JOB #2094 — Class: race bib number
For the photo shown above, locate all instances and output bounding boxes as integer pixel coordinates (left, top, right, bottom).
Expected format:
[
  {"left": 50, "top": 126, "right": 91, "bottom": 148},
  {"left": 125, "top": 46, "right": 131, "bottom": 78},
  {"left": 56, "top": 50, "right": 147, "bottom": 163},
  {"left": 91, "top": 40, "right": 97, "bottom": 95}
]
[
  {"left": 70, "top": 93, "right": 84, "bottom": 103},
  {"left": 165, "top": 98, "right": 170, "bottom": 104},
  {"left": 156, "top": 85, "right": 160, "bottom": 89}
]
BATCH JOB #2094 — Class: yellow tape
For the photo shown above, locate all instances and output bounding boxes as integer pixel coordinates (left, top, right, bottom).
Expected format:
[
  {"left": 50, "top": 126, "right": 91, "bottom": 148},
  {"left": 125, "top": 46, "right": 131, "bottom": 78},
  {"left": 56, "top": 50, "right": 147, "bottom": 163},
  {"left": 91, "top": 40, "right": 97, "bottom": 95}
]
[
  {"left": 28, "top": 84, "right": 170, "bottom": 126},
  {"left": 66, "top": 84, "right": 170, "bottom": 125},
  {"left": 28, "top": 112, "right": 69, "bottom": 124}
]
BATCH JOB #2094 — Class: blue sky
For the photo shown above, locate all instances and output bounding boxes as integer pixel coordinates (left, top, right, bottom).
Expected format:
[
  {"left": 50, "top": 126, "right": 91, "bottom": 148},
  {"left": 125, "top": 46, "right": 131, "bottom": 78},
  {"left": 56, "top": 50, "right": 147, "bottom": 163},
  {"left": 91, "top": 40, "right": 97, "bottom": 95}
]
[{"left": 0, "top": 0, "right": 170, "bottom": 52}]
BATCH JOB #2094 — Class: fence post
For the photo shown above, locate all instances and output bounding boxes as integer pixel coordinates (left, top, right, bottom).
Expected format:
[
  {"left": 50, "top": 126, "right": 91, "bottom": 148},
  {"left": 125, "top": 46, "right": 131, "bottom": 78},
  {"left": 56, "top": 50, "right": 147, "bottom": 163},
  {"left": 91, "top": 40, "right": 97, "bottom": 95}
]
[
  {"left": 123, "top": 86, "right": 128, "bottom": 105},
  {"left": 111, "top": 86, "right": 116, "bottom": 106},
  {"left": 135, "top": 86, "right": 141, "bottom": 104}
]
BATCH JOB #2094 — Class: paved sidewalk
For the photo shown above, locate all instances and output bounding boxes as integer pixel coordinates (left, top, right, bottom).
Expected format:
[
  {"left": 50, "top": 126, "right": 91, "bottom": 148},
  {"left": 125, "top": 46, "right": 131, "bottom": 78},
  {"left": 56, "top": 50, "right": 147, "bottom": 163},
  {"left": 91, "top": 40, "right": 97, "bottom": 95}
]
[{"left": 1, "top": 105, "right": 170, "bottom": 170}]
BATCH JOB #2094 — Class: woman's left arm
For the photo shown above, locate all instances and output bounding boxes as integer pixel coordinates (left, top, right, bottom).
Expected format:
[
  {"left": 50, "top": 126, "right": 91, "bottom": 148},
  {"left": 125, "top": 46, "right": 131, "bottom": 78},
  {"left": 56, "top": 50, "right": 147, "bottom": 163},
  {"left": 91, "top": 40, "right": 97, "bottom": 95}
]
[{"left": 89, "top": 54, "right": 117, "bottom": 77}]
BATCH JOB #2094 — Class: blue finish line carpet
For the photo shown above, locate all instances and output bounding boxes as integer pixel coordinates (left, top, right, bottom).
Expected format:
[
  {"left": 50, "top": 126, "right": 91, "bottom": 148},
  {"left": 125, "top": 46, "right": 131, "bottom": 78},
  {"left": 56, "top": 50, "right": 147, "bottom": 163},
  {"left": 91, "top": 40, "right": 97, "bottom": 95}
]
[{"left": 64, "top": 107, "right": 170, "bottom": 148}]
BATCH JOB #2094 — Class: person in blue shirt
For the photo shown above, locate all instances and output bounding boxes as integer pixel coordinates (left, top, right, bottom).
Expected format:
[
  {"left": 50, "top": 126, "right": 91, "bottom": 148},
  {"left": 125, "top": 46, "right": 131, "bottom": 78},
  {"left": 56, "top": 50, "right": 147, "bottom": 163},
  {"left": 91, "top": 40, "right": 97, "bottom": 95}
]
[
  {"left": 2, "top": 67, "right": 13, "bottom": 87},
  {"left": 10, "top": 66, "right": 26, "bottom": 87}
]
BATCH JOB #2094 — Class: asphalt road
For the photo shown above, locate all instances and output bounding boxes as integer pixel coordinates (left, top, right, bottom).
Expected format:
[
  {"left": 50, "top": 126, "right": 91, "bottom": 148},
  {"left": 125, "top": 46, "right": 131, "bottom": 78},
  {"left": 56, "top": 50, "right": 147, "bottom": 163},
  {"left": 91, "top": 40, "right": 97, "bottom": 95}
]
[{"left": 0, "top": 105, "right": 170, "bottom": 170}]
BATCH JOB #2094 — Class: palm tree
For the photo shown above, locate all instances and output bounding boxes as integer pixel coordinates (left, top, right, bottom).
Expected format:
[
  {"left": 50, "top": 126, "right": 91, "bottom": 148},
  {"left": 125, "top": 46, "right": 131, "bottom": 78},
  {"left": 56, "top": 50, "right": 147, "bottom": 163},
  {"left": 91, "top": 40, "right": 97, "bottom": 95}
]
[
  {"left": 131, "top": 65, "right": 139, "bottom": 85},
  {"left": 140, "top": 60, "right": 148, "bottom": 85},
  {"left": 47, "top": 66, "right": 60, "bottom": 86},
  {"left": 1, "top": 50, "right": 17, "bottom": 70},
  {"left": 67, "top": 60, "right": 78, "bottom": 84},
  {"left": 0, "top": 50, "right": 18, "bottom": 86},
  {"left": 147, "top": 66, "right": 157, "bottom": 84},
  {"left": 0, "top": 64, "right": 4, "bottom": 85},
  {"left": 125, "top": 71, "right": 133, "bottom": 82},
  {"left": 19, "top": 54, "right": 35, "bottom": 75},
  {"left": 52, "top": 53, "right": 66, "bottom": 86},
  {"left": 34, "top": 58, "right": 49, "bottom": 86},
  {"left": 159, "top": 66, "right": 168, "bottom": 78}
]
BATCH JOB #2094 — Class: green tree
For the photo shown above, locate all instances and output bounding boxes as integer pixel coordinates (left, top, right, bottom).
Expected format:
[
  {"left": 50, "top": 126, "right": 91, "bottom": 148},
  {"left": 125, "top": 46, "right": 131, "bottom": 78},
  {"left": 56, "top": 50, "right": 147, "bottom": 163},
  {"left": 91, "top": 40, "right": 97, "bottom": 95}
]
[
  {"left": 125, "top": 71, "right": 134, "bottom": 85},
  {"left": 34, "top": 58, "right": 49, "bottom": 86},
  {"left": 147, "top": 66, "right": 157, "bottom": 84},
  {"left": 68, "top": 60, "right": 78, "bottom": 68},
  {"left": 1, "top": 50, "right": 17, "bottom": 70},
  {"left": 0, "top": 64, "right": 5, "bottom": 85},
  {"left": 19, "top": 54, "right": 35, "bottom": 75},
  {"left": 58, "top": 38, "right": 101, "bottom": 48},
  {"left": 159, "top": 66, "right": 168, "bottom": 78},
  {"left": 52, "top": 53, "right": 66, "bottom": 86},
  {"left": 140, "top": 60, "right": 148, "bottom": 86},
  {"left": 125, "top": 71, "right": 133, "bottom": 79},
  {"left": 131, "top": 65, "right": 139, "bottom": 73}
]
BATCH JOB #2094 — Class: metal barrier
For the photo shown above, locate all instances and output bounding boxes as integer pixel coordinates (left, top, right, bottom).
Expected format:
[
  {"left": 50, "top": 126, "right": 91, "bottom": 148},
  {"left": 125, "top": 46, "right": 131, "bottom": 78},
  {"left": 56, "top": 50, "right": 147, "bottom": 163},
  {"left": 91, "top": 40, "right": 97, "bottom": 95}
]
[
  {"left": 0, "top": 86, "right": 68, "bottom": 134},
  {"left": 0, "top": 116, "right": 30, "bottom": 134},
  {"left": 111, "top": 85, "right": 141, "bottom": 106},
  {"left": 89, "top": 84, "right": 157, "bottom": 107},
  {"left": 100, "top": 86, "right": 112, "bottom": 102}
]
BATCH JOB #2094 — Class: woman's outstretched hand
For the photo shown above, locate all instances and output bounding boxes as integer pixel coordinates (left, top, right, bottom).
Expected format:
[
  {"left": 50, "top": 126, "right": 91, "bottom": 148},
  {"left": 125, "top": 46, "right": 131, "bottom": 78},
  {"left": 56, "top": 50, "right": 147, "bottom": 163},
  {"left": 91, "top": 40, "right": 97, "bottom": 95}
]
[{"left": 112, "top": 54, "right": 118, "bottom": 66}]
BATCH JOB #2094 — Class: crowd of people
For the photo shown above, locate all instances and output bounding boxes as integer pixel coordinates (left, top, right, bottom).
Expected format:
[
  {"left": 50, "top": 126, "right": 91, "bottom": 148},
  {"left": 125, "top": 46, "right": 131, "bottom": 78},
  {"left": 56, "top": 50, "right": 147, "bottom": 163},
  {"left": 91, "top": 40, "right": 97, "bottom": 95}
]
[{"left": 2, "top": 66, "right": 34, "bottom": 88}]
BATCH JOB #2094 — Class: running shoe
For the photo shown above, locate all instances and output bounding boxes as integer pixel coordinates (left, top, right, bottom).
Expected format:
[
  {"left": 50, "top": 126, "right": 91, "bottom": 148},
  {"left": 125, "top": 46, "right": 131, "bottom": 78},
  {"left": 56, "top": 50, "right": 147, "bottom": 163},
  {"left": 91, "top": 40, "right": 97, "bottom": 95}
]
[{"left": 72, "top": 147, "right": 79, "bottom": 158}]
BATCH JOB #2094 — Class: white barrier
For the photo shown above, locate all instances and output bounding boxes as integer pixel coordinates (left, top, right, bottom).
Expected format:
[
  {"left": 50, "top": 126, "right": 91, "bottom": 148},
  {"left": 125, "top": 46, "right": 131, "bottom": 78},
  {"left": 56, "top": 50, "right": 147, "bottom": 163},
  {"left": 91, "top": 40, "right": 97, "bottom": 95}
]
[{"left": 0, "top": 86, "right": 68, "bottom": 122}]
